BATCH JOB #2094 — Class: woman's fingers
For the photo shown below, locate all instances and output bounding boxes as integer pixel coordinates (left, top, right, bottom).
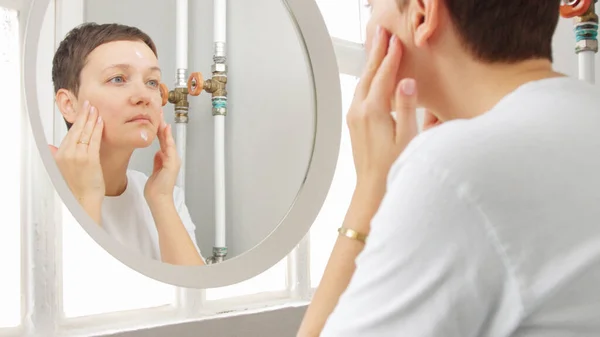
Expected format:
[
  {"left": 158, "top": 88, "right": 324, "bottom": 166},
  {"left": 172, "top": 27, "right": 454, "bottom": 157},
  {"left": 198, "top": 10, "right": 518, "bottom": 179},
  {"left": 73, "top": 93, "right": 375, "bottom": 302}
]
[
  {"left": 62, "top": 100, "right": 91, "bottom": 149},
  {"left": 157, "top": 119, "right": 167, "bottom": 155},
  {"left": 152, "top": 151, "right": 163, "bottom": 175},
  {"left": 355, "top": 25, "right": 391, "bottom": 100},
  {"left": 422, "top": 110, "right": 442, "bottom": 131},
  {"left": 165, "top": 124, "right": 177, "bottom": 158},
  {"left": 76, "top": 105, "right": 99, "bottom": 152},
  {"left": 87, "top": 114, "right": 104, "bottom": 159},
  {"left": 152, "top": 125, "right": 178, "bottom": 171},
  {"left": 394, "top": 78, "right": 418, "bottom": 143},
  {"left": 368, "top": 34, "right": 403, "bottom": 109},
  {"left": 48, "top": 144, "right": 58, "bottom": 157}
]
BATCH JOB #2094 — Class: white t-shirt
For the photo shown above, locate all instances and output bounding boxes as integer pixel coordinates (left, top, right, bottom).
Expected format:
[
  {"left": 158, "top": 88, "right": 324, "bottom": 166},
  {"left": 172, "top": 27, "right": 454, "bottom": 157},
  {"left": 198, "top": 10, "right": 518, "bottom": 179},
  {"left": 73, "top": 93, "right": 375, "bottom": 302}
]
[
  {"left": 101, "top": 169, "right": 203, "bottom": 262},
  {"left": 321, "top": 76, "right": 600, "bottom": 337}
]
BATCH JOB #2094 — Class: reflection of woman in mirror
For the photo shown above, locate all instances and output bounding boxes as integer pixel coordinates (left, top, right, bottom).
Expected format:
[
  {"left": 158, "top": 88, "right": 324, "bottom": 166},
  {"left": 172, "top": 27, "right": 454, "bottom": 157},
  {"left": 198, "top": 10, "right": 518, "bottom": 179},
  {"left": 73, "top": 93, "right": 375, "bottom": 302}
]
[{"left": 49, "top": 23, "right": 205, "bottom": 266}]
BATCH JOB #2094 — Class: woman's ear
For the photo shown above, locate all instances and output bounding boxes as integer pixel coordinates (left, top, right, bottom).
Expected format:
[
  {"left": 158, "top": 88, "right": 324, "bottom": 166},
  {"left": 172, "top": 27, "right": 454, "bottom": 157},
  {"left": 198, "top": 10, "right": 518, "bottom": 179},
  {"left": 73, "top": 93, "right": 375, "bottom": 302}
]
[
  {"left": 412, "top": 0, "right": 439, "bottom": 48},
  {"left": 55, "top": 88, "right": 78, "bottom": 123}
]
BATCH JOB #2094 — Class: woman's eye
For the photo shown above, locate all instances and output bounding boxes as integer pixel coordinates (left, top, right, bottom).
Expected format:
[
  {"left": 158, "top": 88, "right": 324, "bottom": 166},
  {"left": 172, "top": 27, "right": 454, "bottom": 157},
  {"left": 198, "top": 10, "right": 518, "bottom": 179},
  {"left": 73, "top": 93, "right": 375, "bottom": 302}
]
[
  {"left": 109, "top": 76, "right": 125, "bottom": 84},
  {"left": 147, "top": 79, "right": 159, "bottom": 87}
]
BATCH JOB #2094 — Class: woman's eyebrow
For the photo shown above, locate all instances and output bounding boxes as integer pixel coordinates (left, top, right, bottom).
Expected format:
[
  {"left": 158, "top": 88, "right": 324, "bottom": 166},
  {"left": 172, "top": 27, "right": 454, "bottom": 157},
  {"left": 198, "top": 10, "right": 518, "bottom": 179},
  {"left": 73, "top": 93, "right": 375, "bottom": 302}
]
[{"left": 102, "top": 63, "right": 162, "bottom": 74}]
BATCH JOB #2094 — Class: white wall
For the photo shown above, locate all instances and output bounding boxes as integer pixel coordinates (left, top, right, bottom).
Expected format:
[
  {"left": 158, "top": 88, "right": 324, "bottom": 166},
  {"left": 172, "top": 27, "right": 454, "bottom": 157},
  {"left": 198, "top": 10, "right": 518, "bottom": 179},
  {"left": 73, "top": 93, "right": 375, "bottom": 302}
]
[{"left": 83, "top": 0, "right": 316, "bottom": 259}]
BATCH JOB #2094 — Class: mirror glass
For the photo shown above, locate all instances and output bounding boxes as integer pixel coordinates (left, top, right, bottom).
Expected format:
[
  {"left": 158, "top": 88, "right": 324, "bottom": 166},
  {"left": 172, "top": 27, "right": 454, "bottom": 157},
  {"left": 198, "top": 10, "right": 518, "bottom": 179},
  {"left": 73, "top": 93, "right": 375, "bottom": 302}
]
[
  {"left": 65, "top": 0, "right": 315, "bottom": 264},
  {"left": 25, "top": 0, "right": 341, "bottom": 288}
]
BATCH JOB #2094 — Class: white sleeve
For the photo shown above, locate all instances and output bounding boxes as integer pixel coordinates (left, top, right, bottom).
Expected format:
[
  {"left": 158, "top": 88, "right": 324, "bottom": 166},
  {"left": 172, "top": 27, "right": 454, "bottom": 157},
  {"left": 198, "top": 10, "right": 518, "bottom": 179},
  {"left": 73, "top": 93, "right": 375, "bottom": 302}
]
[
  {"left": 173, "top": 186, "right": 204, "bottom": 260},
  {"left": 320, "top": 157, "right": 523, "bottom": 337}
]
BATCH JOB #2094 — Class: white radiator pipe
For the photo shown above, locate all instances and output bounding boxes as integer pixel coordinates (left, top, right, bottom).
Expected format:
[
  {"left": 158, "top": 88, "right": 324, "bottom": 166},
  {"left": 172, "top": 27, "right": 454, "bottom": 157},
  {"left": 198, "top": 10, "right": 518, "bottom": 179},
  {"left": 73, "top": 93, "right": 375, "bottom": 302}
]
[
  {"left": 213, "top": 0, "right": 228, "bottom": 254},
  {"left": 175, "top": 0, "right": 189, "bottom": 192},
  {"left": 570, "top": 1, "right": 598, "bottom": 84},
  {"left": 214, "top": 0, "right": 227, "bottom": 44},
  {"left": 175, "top": 123, "right": 187, "bottom": 189},
  {"left": 579, "top": 50, "right": 595, "bottom": 84},
  {"left": 176, "top": 0, "right": 188, "bottom": 71},
  {"left": 174, "top": 0, "right": 203, "bottom": 314},
  {"left": 214, "top": 116, "right": 226, "bottom": 248}
]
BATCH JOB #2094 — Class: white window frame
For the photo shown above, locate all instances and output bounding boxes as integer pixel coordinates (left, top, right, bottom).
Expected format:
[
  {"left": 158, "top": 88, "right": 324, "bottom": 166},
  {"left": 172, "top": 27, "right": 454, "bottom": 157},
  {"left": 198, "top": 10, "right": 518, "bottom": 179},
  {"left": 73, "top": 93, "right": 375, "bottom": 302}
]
[
  {"left": 0, "top": 4, "right": 30, "bottom": 337},
  {"left": 0, "top": 0, "right": 24, "bottom": 11},
  {"left": 332, "top": 37, "right": 366, "bottom": 77},
  {"left": 1, "top": 0, "right": 368, "bottom": 335},
  {"left": 306, "top": 0, "right": 369, "bottom": 295}
]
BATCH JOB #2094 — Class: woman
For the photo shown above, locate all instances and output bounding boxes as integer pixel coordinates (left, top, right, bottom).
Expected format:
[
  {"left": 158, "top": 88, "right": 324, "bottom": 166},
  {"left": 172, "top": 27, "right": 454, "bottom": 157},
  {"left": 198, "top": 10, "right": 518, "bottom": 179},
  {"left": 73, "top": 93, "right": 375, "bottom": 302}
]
[{"left": 50, "top": 22, "right": 204, "bottom": 266}]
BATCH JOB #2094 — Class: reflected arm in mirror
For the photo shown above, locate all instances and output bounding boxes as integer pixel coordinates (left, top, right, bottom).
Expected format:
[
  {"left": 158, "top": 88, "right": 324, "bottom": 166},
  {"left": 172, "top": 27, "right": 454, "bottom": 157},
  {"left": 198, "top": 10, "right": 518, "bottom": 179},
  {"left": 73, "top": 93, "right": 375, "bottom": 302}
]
[
  {"left": 145, "top": 117, "right": 205, "bottom": 266},
  {"left": 298, "top": 183, "right": 385, "bottom": 337},
  {"left": 49, "top": 101, "right": 106, "bottom": 226},
  {"left": 147, "top": 196, "right": 206, "bottom": 266}
]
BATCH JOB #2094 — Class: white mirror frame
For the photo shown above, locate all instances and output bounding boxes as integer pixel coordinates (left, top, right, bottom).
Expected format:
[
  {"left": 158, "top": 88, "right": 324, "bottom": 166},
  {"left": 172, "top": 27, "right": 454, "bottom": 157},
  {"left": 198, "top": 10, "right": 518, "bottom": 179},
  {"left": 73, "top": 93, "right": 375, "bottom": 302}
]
[{"left": 22, "top": 0, "right": 342, "bottom": 288}]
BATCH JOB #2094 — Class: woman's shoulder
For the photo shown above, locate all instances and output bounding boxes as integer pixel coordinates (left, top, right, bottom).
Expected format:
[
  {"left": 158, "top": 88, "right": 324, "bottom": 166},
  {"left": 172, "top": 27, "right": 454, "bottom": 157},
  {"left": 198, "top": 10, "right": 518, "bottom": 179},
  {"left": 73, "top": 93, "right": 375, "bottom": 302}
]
[{"left": 126, "top": 169, "right": 186, "bottom": 204}]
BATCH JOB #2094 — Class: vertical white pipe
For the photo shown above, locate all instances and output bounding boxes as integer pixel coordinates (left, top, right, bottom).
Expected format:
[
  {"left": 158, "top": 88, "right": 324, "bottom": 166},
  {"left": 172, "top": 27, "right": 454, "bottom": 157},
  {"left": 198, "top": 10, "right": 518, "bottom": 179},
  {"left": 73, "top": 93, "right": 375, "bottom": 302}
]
[
  {"left": 578, "top": 51, "right": 595, "bottom": 84},
  {"left": 214, "top": 0, "right": 227, "bottom": 45},
  {"left": 174, "top": 0, "right": 200, "bottom": 313},
  {"left": 175, "top": 0, "right": 188, "bottom": 192},
  {"left": 214, "top": 116, "right": 226, "bottom": 248},
  {"left": 175, "top": 123, "right": 187, "bottom": 190},
  {"left": 176, "top": 0, "right": 188, "bottom": 71},
  {"left": 214, "top": 0, "right": 227, "bottom": 249}
]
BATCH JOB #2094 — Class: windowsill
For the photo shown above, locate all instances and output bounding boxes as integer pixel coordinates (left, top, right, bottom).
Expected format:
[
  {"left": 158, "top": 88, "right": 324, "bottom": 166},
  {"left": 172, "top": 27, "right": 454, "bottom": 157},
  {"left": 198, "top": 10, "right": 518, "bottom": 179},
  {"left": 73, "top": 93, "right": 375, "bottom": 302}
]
[
  {"left": 59, "top": 300, "right": 310, "bottom": 337},
  {"left": 0, "top": 0, "right": 24, "bottom": 11},
  {"left": 0, "top": 327, "right": 21, "bottom": 337},
  {"left": 42, "top": 289, "right": 313, "bottom": 337}
]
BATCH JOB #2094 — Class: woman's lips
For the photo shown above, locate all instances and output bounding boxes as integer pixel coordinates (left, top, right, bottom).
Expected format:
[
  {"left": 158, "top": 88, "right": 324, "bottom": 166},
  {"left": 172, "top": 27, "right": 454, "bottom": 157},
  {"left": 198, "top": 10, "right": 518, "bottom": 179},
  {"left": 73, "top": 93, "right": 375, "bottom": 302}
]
[{"left": 128, "top": 115, "right": 152, "bottom": 124}]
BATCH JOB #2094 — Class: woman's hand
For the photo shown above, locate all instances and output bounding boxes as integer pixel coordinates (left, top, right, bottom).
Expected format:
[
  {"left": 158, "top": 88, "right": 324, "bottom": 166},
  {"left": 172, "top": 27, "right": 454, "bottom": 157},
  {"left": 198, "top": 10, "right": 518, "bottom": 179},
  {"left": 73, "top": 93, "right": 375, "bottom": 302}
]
[
  {"left": 144, "top": 111, "right": 180, "bottom": 205},
  {"left": 423, "top": 110, "right": 442, "bottom": 131},
  {"left": 347, "top": 26, "right": 419, "bottom": 190},
  {"left": 49, "top": 100, "right": 105, "bottom": 211},
  {"left": 297, "top": 26, "right": 447, "bottom": 337}
]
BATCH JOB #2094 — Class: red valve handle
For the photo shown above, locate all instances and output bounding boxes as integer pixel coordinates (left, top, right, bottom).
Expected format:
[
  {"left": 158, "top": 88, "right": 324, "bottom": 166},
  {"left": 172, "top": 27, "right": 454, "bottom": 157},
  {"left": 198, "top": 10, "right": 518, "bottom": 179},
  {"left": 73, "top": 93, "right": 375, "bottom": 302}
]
[
  {"left": 159, "top": 82, "right": 169, "bottom": 106},
  {"left": 187, "top": 72, "right": 204, "bottom": 96},
  {"left": 560, "top": 0, "right": 593, "bottom": 18}
]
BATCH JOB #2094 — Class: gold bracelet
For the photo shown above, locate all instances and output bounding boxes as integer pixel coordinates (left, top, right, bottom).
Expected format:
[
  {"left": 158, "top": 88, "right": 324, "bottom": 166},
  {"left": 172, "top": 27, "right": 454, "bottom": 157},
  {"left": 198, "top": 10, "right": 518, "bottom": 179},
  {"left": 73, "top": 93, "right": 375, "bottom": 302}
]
[{"left": 337, "top": 227, "right": 368, "bottom": 243}]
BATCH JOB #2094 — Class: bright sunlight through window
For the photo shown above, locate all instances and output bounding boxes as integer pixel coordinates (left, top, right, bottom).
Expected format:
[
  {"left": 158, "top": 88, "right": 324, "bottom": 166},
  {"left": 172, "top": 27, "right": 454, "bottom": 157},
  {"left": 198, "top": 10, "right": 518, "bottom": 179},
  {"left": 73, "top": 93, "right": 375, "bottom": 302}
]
[
  {"left": 0, "top": 6, "right": 22, "bottom": 328},
  {"left": 309, "top": 74, "right": 359, "bottom": 287},
  {"left": 315, "top": 0, "right": 366, "bottom": 43},
  {"left": 204, "top": 257, "right": 287, "bottom": 301},
  {"left": 61, "top": 204, "right": 176, "bottom": 318}
]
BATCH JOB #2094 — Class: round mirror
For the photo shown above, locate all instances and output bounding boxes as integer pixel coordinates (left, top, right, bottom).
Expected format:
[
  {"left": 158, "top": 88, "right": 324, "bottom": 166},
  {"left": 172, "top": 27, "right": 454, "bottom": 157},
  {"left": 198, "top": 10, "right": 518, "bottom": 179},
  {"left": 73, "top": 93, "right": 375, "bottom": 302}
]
[{"left": 23, "top": 0, "right": 342, "bottom": 288}]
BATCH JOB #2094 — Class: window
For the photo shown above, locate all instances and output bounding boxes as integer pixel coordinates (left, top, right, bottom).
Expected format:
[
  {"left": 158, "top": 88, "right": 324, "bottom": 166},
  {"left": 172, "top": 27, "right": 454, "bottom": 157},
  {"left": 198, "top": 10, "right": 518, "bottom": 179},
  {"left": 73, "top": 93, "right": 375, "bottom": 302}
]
[
  {"left": 43, "top": 0, "right": 177, "bottom": 318},
  {"left": 307, "top": 0, "right": 368, "bottom": 288},
  {"left": 0, "top": 6, "right": 22, "bottom": 329},
  {"left": 315, "top": 0, "right": 369, "bottom": 43},
  {"left": 309, "top": 74, "right": 358, "bottom": 287},
  {"left": 204, "top": 257, "right": 288, "bottom": 301},
  {"left": 61, "top": 204, "right": 176, "bottom": 318}
]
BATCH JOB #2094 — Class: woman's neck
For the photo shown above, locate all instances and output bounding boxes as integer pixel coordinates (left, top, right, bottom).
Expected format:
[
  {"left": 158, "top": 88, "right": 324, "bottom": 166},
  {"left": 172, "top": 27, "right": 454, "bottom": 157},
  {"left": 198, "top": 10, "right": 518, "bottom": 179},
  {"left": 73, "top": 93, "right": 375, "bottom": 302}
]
[
  {"left": 100, "top": 146, "right": 134, "bottom": 197},
  {"left": 429, "top": 58, "right": 563, "bottom": 121}
]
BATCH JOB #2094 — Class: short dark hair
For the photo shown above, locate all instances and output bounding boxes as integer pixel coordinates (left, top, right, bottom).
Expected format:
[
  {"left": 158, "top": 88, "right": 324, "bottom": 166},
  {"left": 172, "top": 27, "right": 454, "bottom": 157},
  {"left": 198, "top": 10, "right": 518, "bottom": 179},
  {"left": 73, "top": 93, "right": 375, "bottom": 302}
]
[
  {"left": 397, "top": 0, "right": 561, "bottom": 63},
  {"left": 51, "top": 22, "right": 158, "bottom": 129}
]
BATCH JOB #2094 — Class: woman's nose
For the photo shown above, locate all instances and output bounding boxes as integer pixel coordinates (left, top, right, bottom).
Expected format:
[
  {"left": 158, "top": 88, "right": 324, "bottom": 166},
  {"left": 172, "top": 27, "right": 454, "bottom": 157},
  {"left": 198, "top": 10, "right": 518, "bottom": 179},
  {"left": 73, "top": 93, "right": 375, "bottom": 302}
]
[{"left": 129, "top": 81, "right": 153, "bottom": 106}]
